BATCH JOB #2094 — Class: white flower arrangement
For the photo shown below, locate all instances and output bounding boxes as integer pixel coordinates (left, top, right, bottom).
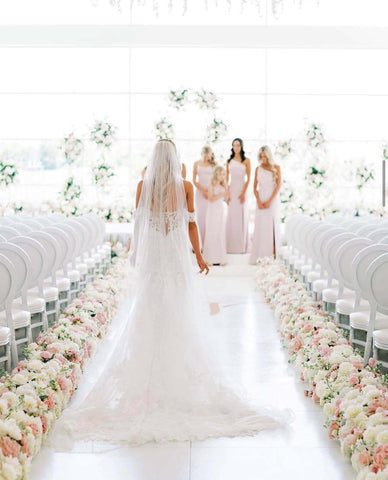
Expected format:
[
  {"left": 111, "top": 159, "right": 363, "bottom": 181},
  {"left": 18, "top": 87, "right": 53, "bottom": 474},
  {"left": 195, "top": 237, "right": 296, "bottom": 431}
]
[
  {"left": 93, "top": 162, "right": 115, "bottom": 189},
  {"left": 168, "top": 89, "right": 190, "bottom": 110},
  {"left": 154, "top": 117, "right": 174, "bottom": 140},
  {"left": 0, "top": 159, "right": 18, "bottom": 187},
  {"left": 275, "top": 139, "right": 293, "bottom": 159},
  {"left": 206, "top": 118, "right": 228, "bottom": 144},
  {"left": 194, "top": 89, "right": 218, "bottom": 110},
  {"left": 58, "top": 132, "right": 84, "bottom": 164},
  {"left": 356, "top": 165, "right": 375, "bottom": 191},
  {"left": 0, "top": 248, "right": 129, "bottom": 475},
  {"left": 60, "top": 176, "right": 81, "bottom": 202},
  {"left": 255, "top": 258, "right": 388, "bottom": 479},
  {"left": 305, "top": 165, "right": 327, "bottom": 189},
  {"left": 306, "top": 122, "right": 326, "bottom": 150},
  {"left": 0, "top": 200, "right": 134, "bottom": 224},
  {"left": 90, "top": 120, "right": 116, "bottom": 149}
]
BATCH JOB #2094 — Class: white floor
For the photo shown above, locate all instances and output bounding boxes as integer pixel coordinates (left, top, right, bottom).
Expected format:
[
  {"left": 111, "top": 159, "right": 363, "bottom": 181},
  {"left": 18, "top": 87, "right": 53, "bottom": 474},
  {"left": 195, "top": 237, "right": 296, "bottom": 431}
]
[{"left": 31, "top": 255, "right": 356, "bottom": 480}]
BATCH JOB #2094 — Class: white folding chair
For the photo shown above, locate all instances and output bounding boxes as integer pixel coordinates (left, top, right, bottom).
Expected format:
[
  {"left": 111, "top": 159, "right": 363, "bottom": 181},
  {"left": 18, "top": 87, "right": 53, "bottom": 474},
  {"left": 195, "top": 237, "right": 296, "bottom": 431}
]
[
  {"left": 7, "top": 223, "right": 33, "bottom": 235},
  {"left": 28, "top": 231, "right": 60, "bottom": 327},
  {"left": 311, "top": 226, "right": 345, "bottom": 301},
  {"left": 368, "top": 229, "right": 388, "bottom": 243},
  {"left": 349, "top": 244, "right": 388, "bottom": 359},
  {"left": 0, "top": 243, "right": 33, "bottom": 365},
  {"left": 335, "top": 237, "right": 372, "bottom": 330},
  {"left": 0, "top": 226, "right": 20, "bottom": 240},
  {"left": 321, "top": 232, "right": 357, "bottom": 317},
  {"left": 10, "top": 236, "right": 48, "bottom": 341},
  {"left": 43, "top": 226, "right": 71, "bottom": 312},
  {"left": 0, "top": 254, "right": 13, "bottom": 371},
  {"left": 364, "top": 254, "right": 388, "bottom": 365},
  {"left": 53, "top": 223, "right": 81, "bottom": 298}
]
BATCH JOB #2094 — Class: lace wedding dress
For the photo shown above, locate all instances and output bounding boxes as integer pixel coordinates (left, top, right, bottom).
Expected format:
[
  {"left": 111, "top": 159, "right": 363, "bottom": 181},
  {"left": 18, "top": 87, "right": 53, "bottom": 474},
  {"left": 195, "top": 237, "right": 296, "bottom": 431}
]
[{"left": 47, "top": 141, "right": 292, "bottom": 449}]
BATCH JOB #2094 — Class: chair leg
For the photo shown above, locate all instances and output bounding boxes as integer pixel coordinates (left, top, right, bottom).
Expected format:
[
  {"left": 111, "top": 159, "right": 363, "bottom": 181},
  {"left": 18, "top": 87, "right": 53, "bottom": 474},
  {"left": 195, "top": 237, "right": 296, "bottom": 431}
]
[{"left": 10, "top": 333, "right": 18, "bottom": 368}]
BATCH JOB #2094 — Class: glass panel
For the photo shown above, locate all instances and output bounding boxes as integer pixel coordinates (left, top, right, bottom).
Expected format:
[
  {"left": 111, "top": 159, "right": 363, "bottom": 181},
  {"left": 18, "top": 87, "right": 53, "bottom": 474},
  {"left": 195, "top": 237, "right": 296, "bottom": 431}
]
[
  {"left": 130, "top": 48, "right": 265, "bottom": 93},
  {"left": 268, "top": 49, "right": 388, "bottom": 95},
  {"left": 0, "top": 48, "right": 130, "bottom": 93},
  {"left": 267, "top": 94, "right": 388, "bottom": 141},
  {"left": 0, "top": 94, "right": 130, "bottom": 139}
]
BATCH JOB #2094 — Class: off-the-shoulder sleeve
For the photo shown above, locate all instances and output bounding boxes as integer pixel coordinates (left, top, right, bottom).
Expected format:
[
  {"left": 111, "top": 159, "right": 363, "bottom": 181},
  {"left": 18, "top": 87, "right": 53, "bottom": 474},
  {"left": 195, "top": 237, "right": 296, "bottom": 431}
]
[{"left": 186, "top": 211, "right": 196, "bottom": 223}]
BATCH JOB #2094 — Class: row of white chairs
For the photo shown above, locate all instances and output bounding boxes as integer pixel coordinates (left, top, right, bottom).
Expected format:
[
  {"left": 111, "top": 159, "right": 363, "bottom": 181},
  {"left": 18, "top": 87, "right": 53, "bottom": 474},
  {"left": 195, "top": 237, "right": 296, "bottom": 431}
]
[
  {"left": 280, "top": 214, "right": 388, "bottom": 367},
  {"left": 0, "top": 213, "right": 111, "bottom": 371}
]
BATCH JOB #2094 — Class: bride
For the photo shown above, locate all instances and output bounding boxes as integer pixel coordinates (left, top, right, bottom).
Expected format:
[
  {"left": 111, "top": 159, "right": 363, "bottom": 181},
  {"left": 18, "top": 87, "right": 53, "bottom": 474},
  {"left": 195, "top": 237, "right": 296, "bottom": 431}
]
[{"left": 48, "top": 139, "right": 291, "bottom": 448}]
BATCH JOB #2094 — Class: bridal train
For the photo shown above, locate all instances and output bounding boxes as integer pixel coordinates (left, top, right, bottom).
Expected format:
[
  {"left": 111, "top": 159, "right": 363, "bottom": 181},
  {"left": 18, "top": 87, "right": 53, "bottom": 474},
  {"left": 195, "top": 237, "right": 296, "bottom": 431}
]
[{"left": 47, "top": 140, "right": 292, "bottom": 450}]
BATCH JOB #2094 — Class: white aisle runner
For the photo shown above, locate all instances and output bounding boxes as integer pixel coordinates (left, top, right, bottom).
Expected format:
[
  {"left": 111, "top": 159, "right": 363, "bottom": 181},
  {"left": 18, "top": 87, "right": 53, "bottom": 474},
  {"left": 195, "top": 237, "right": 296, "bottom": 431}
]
[{"left": 31, "top": 255, "right": 356, "bottom": 480}]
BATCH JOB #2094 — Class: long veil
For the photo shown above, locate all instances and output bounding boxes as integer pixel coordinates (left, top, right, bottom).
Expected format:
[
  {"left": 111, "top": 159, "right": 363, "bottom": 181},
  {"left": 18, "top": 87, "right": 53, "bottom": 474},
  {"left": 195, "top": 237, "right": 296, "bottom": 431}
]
[{"left": 47, "top": 140, "right": 292, "bottom": 450}]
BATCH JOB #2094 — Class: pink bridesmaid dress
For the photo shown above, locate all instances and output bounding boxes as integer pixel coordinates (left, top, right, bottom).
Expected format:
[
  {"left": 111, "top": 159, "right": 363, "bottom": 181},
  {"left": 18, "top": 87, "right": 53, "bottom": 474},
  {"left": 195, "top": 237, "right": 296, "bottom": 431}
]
[
  {"left": 203, "top": 185, "right": 227, "bottom": 265},
  {"left": 194, "top": 164, "right": 213, "bottom": 245},
  {"left": 226, "top": 160, "right": 249, "bottom": 253},
  {"left": 250, "top": 167, "right": 281, "bottom": 264}
]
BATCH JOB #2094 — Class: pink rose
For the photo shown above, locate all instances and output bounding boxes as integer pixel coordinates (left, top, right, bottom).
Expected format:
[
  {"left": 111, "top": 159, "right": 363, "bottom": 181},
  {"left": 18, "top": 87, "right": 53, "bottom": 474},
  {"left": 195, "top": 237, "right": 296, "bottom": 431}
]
[
  {"left": 328, "top": 421, "right": 339, "bottom": 439},
  {"left": 0, "top": 436, "right": 21, "bottom": 457},
  {"left": 375, "top": 445, "right": 388, "bottom": 456},
  {"left": 27, "top": 422, "right": 41, "bottom": 437},
  {"left": 40, "top": 414, "right": 48, "bottom": 433},
  {"left": 44, "top": 395, "right": 55, "bottom": 410},
  {"left": 58, "top": 376, "right": 68, "bottom": 392},
  {"left": 290, "top": 337, "right": 302, "bottom": 353},
  {"left": 349, "top": 374, "right": 359, "bottom": 386},
  {"left": 372, "top": 452, "right": 386, "bottom": 472},
  {"left": 20, "top": 432, "right": 32, "bottom": 457},
  {"left": 41, "top": 351, "right": 52, "bottom": 360},
  {"left": 357, "top": 450, "right": 371, "bottom": 466},
  {"left": 369, "top": 358, "right": 377, "bottom": 368}
]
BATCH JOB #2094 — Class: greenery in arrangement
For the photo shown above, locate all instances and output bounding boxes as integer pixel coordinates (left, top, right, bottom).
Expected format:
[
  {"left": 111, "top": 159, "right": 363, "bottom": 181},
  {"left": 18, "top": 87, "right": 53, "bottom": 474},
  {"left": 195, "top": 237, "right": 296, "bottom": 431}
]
[
  {"left": 93, "top": 162, "right": 115, "bottom": 188},
  {"left": 158, "top": 87, "right": 228, "bottom": 144},
  {"left": 356, "top": 165, "right": 375, "bottom": 190},
  {"left": 59, "top": 132, "right": 84, "bottom": 164},
  {"left": 90, "top": 120, "right": 116, "bottom": 148},
  {"left": 0, "top": 159, "right": 18, "bottom": 187}
]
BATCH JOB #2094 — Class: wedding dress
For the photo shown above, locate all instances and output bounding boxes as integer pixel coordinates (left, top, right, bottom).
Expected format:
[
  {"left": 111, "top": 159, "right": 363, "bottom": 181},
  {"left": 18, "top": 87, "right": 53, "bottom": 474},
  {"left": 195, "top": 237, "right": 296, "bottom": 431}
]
[{"left": 47, "top": 140, "right": 292, "bottom": 449}]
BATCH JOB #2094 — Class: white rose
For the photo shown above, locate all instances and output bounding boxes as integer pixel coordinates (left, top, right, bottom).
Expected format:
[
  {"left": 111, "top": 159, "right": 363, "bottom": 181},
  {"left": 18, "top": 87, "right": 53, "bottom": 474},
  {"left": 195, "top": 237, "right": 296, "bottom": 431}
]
[
  {"left": 345, "top": 405, "right": 362, "bottom": 419},
  {"left": 12, "top": 372, "right": 28, "bottom": 385},
  {"left": 27, "top": 359, "right": 43, "bottom": 372},
  {"left": 1, "top": 456, "right": 23, "bottom": 480},
  {"left": 0, "top": 418, "right": 22, "bottom": 441}
]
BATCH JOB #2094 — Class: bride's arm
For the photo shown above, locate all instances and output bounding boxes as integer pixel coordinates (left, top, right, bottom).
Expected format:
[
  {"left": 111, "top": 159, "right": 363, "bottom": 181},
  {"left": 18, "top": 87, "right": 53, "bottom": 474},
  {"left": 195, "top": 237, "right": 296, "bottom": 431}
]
[
  {"left": 136, "top": 181, "right": 143, "bottom": 208},
  {"left": 184, "top": 181, "right": 209, "bottom": 275}
]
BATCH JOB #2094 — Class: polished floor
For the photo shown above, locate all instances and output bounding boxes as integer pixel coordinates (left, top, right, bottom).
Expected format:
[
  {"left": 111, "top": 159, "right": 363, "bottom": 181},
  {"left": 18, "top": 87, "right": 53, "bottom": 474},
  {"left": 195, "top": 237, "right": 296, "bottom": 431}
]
[{"left": 31, "top": 255, "right": 356, "bottom": 480}]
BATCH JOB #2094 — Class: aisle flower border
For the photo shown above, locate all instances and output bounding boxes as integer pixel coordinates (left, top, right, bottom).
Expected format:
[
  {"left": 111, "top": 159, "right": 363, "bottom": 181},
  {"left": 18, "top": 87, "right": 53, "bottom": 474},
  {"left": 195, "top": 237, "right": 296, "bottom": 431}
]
[
  {"left": 255, "top": 258, "right": 388, "bottom": 480},
  {"left": 0, "top": 245, "right": 130, "bottom": 479}
]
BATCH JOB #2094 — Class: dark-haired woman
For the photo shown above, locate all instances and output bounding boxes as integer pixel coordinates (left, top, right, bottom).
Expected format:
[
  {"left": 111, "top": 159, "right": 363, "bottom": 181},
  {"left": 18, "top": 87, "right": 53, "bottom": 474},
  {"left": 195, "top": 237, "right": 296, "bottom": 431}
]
[{"left": 225, "top": 138, "right": 251, "bottom": 253}]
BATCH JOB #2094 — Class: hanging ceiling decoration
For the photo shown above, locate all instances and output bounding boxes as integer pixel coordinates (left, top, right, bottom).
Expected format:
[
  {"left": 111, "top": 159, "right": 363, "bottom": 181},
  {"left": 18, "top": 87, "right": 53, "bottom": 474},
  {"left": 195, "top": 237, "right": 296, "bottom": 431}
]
[{"left": 99, "top": 0, "right": 319, "bottom": 17}]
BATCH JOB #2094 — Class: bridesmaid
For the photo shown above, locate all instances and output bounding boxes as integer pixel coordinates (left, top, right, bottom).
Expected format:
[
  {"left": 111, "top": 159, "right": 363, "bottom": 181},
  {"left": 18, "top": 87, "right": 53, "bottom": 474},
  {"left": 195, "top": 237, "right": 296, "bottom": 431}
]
[
  {"left": 203, "top": 166, "right": 229, "bottom": 266},
  {"left": 192, "top": 146, "right": 216, "bottom": 245},
  {"left": 250, "top": 145, "right": 282, "bottom": 264},
  {"left": 225, "top": 138, "right": 251, "bottom": 253}
]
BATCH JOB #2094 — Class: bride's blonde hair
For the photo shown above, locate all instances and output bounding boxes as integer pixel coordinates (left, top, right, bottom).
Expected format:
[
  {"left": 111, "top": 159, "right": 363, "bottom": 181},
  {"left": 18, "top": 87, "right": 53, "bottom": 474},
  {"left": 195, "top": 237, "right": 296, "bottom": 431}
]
[{"left": 258, "top": 145, "right": 278, "bottom": 182}]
